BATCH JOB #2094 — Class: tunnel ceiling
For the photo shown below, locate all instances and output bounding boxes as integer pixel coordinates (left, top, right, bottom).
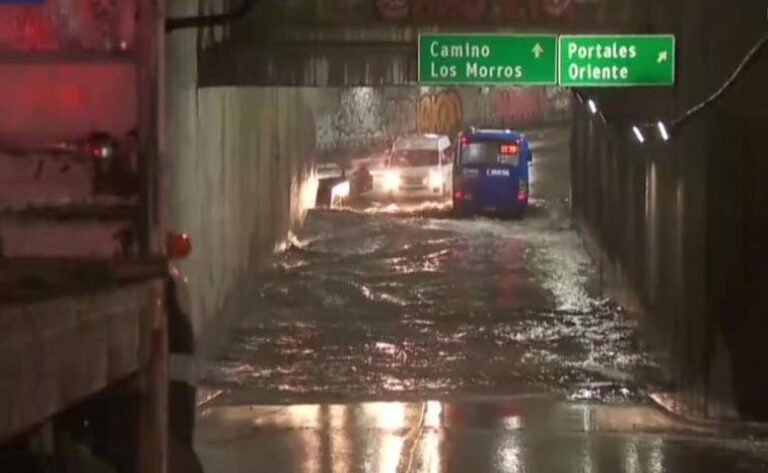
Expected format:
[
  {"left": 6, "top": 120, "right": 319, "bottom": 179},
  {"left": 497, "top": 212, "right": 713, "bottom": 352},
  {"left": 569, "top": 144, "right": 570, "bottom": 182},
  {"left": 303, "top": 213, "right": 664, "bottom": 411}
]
[{"left": 198, "top": 0, "right": 636, "bottom": 87}]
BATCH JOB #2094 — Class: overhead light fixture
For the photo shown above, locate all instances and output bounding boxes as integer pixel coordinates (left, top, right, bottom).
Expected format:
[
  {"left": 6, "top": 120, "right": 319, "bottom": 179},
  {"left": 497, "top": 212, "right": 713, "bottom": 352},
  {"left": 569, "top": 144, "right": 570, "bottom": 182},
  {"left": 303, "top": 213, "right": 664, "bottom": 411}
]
[
  {"left": 632, "top": 125, "right": 645, "bottom": 143},
  {"left": 587, "top": 99, "right": 598, "bottom": 115},
  {"left": 657, "top": 121, "right": 670, "bottom": 141}
]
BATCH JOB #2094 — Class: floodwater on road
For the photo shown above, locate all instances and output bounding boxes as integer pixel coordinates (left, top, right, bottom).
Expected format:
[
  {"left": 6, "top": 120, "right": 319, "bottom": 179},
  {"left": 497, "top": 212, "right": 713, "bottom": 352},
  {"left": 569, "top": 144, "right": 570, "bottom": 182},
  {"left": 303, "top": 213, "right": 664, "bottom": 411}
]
[
  {"left": 200, "top": 126, "right": 665, "bottom": 406},
  {"left": 195, "top": 126, "right": 768, "bottom": 473},
  {"left": 201, "top": 202, "right": 663, "bottom": 406}
]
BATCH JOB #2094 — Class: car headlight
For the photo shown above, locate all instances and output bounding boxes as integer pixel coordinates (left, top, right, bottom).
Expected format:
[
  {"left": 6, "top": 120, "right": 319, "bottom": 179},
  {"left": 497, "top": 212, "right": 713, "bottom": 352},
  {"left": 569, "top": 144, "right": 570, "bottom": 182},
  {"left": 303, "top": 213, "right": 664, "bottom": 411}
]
[
  {"left": 331, "top": 180, "right": 350, "bottom": 200},
  {"left": 428, "top": 171, "right": 444, "bottom": 189},
  {"left": 383, "top": 171, "right": 401, "bottom": 192}
]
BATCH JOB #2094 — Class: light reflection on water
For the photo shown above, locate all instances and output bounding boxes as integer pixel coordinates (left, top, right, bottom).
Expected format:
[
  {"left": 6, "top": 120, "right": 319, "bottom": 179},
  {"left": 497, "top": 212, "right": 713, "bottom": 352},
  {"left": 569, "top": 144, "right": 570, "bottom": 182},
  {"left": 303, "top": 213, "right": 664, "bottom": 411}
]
[
  {"left": 496, "top": 434, "right": 524, "bottom": 473},
  {"left": 197, "top": 400, "right": 768, "bottom": 473},
  {"left": 378, "top": 435, "right": 405, "bottom": 473}
]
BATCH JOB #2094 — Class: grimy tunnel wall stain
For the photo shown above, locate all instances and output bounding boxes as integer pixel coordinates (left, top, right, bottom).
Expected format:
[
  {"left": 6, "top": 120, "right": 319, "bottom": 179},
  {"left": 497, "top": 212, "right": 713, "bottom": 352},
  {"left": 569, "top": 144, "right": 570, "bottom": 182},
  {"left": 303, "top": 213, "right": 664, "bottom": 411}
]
[{"left": 571, "top": 0, "right": 768, "bottom": 420}]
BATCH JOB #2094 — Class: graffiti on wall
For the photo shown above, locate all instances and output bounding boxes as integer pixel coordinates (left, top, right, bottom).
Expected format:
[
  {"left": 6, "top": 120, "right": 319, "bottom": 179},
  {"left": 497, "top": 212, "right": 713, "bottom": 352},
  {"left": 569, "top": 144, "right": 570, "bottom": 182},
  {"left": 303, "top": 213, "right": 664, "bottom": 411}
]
[
  {"left": 375, "top": 0, "right": 411, "bottom": 20},
  {"left": 492, "top": 88, "right": 544, "bottom": 126},
  {"left": 490, "top": 87, "right": 570, "bottom": 126},
  {"left": 375, "top": 0, "right": 599, "bottom": 22},
  {"left": 546, "top": 87, "right": 572, "bottom": 115},
  {"left": 270, "top": 0, "right": 620, "bottom": 27},
  {"left": 317, "top": 86, "right": 569, "bottom": 153},
  {"left": 417, "top": 90, "right": 463, "bottom": 135},
  {"left": 316, "top": 87, "right": 386, "bottom": 150},
  {"left": 383, "top": 96, "right": 417, "bottom": 139}
]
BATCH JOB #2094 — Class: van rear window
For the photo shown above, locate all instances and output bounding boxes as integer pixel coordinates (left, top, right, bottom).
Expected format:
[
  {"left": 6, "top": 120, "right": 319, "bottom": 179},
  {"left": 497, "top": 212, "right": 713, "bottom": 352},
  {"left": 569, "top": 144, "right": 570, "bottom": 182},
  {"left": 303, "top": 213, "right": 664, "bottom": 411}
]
[{"left": 390, "top": 149, "right": 439, "bottom": 167}]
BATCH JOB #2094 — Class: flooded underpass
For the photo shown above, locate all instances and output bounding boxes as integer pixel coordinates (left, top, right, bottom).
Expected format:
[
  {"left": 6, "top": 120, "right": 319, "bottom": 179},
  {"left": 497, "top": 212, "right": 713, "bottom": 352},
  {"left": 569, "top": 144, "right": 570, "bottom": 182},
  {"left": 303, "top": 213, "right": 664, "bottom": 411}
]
[
  {"left": 202, "top": 202, "right": 661, "bottom": 405},
  {"left": 195, "top": 126, "right": 768, "bottom": 472}
]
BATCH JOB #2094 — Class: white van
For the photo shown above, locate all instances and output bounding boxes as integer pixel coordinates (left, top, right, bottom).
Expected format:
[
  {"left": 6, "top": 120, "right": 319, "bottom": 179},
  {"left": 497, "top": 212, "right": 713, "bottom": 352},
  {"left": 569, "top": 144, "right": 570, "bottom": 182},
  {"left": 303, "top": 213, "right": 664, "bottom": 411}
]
[{"left": 380, "top": 134, "right": 453, "bottom": 198}]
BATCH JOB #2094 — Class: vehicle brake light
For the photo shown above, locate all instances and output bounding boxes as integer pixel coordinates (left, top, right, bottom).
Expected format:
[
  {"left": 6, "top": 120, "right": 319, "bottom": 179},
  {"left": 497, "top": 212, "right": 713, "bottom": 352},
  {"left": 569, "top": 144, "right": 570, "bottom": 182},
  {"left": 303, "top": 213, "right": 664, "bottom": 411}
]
[
  {"left": 454, "top": 190, "right": 465, "bottom": 200},
  {"left": 89, "top": 142, "right": 115, "bottom": 159},
  {"left": 92, "top": 145, "right": 107, "bottom": 158},
  {"left": 167, "top": 232, "right": 192, "bottom": 260},
  {"left": 518, "top": 181, "right": 528, "bottom": 201},
  {"left": 460, "top": 135, "right": 471, "bottom": 145}
]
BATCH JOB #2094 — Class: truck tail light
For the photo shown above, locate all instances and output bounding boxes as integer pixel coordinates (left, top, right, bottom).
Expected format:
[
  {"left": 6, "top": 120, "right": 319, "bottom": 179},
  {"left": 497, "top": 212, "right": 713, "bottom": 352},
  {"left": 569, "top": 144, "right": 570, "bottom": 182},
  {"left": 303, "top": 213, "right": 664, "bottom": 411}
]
[
  {"left": 167, "top": 232, "right": 192, "bottom": 260},
  {"left": 85, "top": 132, "right": 117, "bottom": 159},
  {"left": 453, "top": 178, "right": 463, "bottom": 200},
  {"left": 90, "top": 143, "right": 113, "bottom": 159}
]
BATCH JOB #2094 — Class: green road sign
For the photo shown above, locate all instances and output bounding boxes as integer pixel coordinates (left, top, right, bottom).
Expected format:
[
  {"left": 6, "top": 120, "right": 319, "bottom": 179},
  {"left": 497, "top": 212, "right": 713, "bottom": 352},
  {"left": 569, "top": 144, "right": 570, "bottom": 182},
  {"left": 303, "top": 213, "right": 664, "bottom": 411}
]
[
  {"left": 558, "top": 35, "right": 675, "bottom": 86},
  {"left": 419, "top": 34, "right": 557, "bottom": 85}
]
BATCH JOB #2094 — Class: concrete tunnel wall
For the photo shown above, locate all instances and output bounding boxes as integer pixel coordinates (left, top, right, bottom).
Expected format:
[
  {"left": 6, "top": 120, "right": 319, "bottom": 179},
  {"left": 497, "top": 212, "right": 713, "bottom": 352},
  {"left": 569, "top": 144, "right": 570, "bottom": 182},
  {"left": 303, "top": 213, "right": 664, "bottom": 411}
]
[
  {"left": 167, "top": 0, "right": 322, "bottom": 350},
  {"left": 571, "top": 0, "right": 768, "bottom": 420}
]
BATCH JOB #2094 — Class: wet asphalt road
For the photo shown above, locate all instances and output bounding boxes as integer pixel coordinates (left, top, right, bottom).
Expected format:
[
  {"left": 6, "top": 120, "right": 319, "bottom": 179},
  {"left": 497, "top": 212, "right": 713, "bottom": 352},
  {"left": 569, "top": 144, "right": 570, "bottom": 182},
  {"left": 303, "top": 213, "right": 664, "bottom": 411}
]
[{"left": 195, "top": 126, "right": 768, "bottom": 472}]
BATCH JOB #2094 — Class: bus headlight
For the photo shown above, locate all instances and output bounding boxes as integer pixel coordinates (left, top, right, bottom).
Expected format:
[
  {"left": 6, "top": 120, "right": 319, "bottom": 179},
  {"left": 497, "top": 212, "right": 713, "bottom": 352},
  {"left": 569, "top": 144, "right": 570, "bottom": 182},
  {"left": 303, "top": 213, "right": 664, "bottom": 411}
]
[
  {"left": 383, "top": 171, "right": 401, "bottom": 192},
  {"left": 428, "top": 171, "right": 444, "bottom": 189}
]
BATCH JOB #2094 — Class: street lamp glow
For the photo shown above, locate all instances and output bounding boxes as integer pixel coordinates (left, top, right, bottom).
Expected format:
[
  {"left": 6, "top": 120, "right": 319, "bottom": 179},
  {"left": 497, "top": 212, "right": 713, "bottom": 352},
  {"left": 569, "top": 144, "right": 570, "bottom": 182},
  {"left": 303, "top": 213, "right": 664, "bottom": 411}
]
[
  {"left": 657, "top": 121, "right": 670, "bottom": 141},
  {"left": 587, "top": 99, "right": 598, "bottom": 115},
  {"left": 632, "top": 126, "right": 645, "bottom": 143}
]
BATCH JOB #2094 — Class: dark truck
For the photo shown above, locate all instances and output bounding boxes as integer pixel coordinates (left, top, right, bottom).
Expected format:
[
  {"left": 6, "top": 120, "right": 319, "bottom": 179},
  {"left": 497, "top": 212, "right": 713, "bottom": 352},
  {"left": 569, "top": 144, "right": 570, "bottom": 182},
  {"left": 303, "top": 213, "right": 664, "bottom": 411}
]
[{"left": 0, "top": 2, "right": 198, "bottom": 472}]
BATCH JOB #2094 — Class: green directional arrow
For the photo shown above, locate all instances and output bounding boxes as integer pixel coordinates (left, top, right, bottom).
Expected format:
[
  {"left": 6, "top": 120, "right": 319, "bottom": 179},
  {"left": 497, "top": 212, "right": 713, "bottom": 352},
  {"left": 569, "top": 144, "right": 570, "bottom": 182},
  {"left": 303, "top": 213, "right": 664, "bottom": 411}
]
[{"left": 532, "top": 43, "right": 544, "bottom": 59}]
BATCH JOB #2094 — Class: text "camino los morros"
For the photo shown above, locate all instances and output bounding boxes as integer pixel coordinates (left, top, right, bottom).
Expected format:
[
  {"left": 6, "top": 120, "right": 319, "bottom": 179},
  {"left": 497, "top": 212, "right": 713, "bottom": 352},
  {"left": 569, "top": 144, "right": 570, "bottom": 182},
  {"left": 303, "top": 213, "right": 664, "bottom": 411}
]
[{"left": 428, "top": 41, "right": 524, "bottom": 80}]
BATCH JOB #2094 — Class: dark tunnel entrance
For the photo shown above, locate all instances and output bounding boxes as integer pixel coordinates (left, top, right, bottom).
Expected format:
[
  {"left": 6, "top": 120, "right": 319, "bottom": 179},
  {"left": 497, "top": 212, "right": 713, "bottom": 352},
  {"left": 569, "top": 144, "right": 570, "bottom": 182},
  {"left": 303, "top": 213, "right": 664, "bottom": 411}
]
[{"left": 172, "top": 0, "right": 768, "bottom": 470}]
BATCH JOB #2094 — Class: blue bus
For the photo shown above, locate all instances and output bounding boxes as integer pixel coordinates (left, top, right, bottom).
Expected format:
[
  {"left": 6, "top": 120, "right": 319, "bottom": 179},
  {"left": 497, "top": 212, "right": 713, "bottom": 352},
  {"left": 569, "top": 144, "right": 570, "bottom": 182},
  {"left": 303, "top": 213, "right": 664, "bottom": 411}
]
[{"left": 452, "top": 128, "right": 531, "bottom": 218}]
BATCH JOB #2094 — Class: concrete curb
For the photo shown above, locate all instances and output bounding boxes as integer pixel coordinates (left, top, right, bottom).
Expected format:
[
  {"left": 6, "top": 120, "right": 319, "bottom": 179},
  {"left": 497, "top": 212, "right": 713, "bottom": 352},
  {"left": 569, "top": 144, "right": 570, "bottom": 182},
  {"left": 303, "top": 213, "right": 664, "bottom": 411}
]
[{"left": 649, "top": 393, "right": 768, "bottom": 438}]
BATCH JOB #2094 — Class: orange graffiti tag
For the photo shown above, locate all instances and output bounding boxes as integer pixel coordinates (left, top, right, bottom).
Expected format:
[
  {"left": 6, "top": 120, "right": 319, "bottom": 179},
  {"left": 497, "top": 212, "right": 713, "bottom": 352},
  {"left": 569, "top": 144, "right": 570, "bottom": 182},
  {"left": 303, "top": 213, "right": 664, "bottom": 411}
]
[{"left": 417, "top": 91, "right": 462, "bottom": 135}]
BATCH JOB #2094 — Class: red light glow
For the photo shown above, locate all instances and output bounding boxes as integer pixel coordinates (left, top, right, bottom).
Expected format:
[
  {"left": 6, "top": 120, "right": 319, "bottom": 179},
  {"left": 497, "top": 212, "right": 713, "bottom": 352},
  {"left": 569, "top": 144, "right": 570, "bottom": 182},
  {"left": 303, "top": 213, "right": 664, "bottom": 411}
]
[
  {"left": 167, "top": 232, "right": 192, "bottom": 260},
  {"left": 500, "top": 143, "right": 520, "bottom": 155}
]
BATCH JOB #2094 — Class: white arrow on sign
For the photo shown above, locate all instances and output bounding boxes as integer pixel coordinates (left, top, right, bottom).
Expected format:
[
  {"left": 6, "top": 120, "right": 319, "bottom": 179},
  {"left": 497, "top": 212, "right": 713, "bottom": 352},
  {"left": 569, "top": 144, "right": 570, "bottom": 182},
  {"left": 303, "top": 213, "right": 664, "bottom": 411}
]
[
  {"left": 657, "top": 51, "right": 669, "bottom": 63},
  {"left": 532, "top": 43, "right": 544, "bottom": 59}
]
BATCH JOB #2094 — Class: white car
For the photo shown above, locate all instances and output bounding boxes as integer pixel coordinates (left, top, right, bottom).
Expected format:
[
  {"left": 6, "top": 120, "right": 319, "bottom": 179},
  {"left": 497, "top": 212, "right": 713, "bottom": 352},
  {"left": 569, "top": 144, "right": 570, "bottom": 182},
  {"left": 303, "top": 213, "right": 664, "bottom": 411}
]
[{"left": 379, "top": 134, "right": 453, "bottom": 199}]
